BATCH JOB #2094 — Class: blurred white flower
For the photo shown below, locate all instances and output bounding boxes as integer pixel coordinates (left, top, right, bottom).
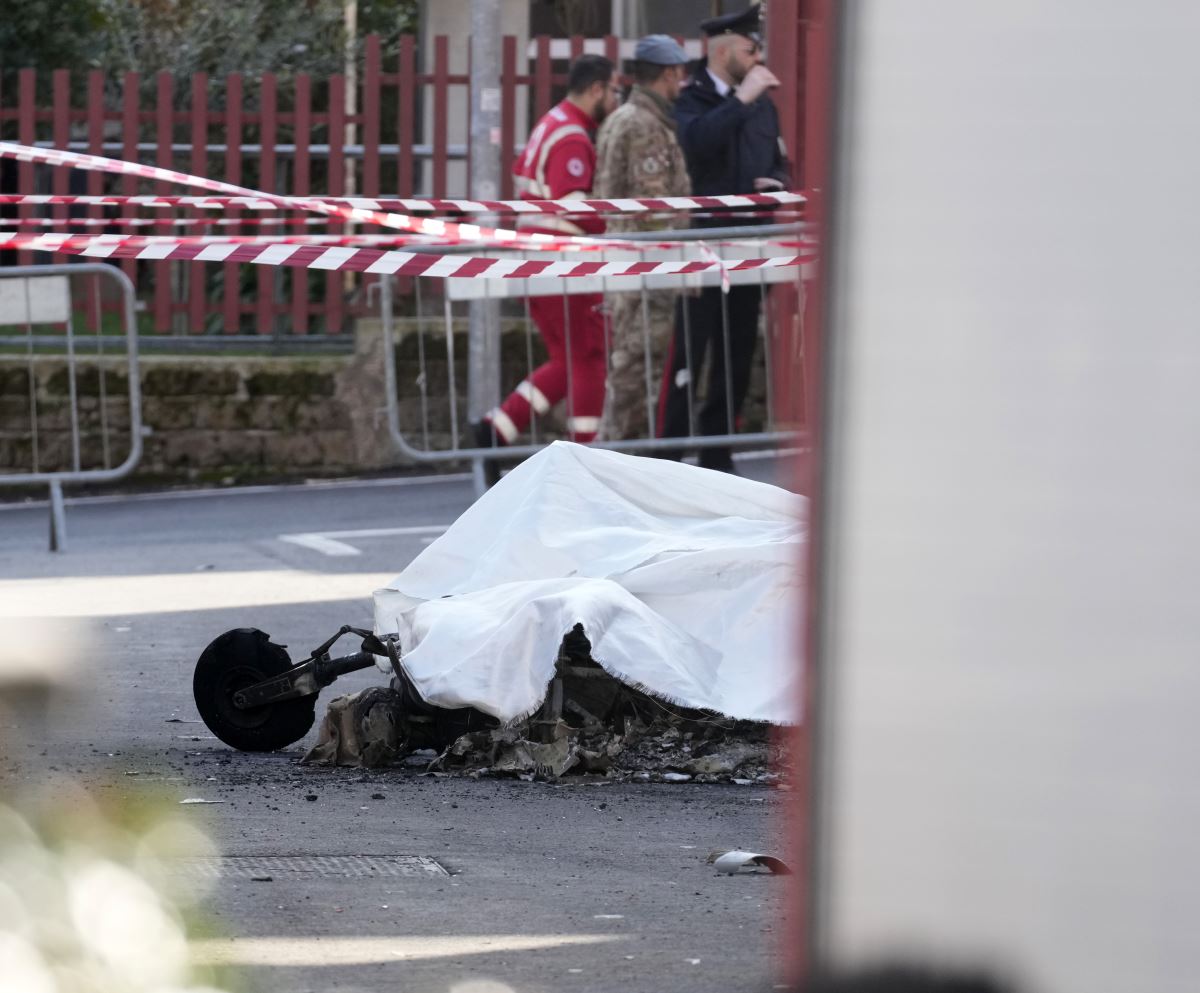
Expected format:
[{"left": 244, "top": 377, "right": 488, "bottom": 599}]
[
  {"left": 0, "top": 796, "right": 232, "bottom": 993},
  {"left": 67, "top": 858, "right": 190, "bottom": 989},
  {"left": 136, "top": 819, "right": 220, "bottom": 907},
  {"left": 0, "top": 932, "right": 56, "bottom": 993}
]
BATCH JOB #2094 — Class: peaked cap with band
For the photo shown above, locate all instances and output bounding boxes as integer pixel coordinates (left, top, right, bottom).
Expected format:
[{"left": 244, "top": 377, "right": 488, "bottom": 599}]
[{"left": 698, "top": 3, "right": 763, "bottom": 45}]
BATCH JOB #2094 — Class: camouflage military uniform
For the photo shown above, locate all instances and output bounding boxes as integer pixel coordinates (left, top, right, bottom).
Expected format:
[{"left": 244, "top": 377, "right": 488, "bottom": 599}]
[{"left": 593, "top": 85, "right": 691, "bottom": 441}]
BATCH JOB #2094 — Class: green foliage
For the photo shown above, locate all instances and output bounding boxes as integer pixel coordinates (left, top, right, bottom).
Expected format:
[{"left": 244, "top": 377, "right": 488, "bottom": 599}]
[
  {"left": 0, "top": 0, "right": 108, "bottom": 71},
  {"left": 1, "top": 0, "right": 418, "bottom": 78}
]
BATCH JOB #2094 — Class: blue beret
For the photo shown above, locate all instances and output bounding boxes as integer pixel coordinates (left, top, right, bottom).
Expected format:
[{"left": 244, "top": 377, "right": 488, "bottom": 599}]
[{"left": 634, "top": 34, "right": 690, "bottom": 66}]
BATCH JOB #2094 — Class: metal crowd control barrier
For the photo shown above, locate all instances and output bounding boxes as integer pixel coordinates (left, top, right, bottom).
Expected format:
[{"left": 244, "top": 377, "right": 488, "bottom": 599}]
[
  {"left": 380, "top": 223, "right": 810, "bottom": 492},
  {"left": 0, "top": 264, "right": 143, "bottom": 550}
]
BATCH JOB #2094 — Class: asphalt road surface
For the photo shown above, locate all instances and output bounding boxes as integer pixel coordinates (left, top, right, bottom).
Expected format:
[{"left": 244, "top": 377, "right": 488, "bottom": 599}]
[{"left": 0, "top": 451, "right": 800, "bottom": 993}]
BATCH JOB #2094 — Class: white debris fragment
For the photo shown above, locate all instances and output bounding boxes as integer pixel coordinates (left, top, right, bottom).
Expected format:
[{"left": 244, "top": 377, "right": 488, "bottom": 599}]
[{"left": 709, "top": 849, "right": 791, "bottom": 875}]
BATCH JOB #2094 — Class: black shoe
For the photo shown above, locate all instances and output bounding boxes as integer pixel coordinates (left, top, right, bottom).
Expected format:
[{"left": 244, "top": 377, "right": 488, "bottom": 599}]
[
  {"left": 699, "top": 448, "right": 737, "bottom": 474},
  {"left": 472, "top": 421, "right": 503, "bottom": 489}
]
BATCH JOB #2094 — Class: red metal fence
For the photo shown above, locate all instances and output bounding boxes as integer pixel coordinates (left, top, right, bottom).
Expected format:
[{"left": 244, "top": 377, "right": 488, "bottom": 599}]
[{"left": 0, "top": 33, "right": 669, "bottom": 337}]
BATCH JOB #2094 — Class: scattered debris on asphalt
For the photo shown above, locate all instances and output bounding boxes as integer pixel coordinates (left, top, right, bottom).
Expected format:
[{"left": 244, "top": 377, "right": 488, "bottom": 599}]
[
  {"left": 301, "top": 627, "right": 789, "bottom": 783},
  {"left": 707, "top": 849, "right": 792, "bottom": 875},
  {"left": 302, "top": 684, "right": 785, "bottom": 785},
  {"left": 179, "top": 797, "right": 224, "bottom": 804},
  {"left": 430, "top": 711, "right": 781, "bottom": 783}
]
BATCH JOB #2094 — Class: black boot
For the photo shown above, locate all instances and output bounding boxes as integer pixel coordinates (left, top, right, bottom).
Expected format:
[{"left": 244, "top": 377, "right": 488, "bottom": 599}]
[
  {"left": 472, "top": 421, "right": 503, "bottom": 489},
  {"left": 698, "top": 445, "right": 738, "bottom": 474}
]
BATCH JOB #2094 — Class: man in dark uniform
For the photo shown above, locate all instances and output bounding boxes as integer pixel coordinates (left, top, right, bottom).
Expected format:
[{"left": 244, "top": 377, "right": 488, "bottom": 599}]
[{"left": 657, "top": 3, "right": 791, "bottom": 472}]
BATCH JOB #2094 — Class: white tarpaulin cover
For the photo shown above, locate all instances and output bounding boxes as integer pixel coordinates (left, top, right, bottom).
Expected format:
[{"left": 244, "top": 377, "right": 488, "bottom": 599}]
[{"left": 372, "top": 442, "right": 804, "bottom": 724}]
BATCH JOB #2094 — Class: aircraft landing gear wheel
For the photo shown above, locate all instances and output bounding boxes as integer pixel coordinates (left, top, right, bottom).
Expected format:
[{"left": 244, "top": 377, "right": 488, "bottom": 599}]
[{"left": 192, "top": 628, "right": 317, "bottom": 752}]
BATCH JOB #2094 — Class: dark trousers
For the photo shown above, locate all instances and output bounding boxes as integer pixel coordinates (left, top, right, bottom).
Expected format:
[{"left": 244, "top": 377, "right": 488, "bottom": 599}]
[{"left": 656, "top": 284, "right": 762, "bottom": 470}]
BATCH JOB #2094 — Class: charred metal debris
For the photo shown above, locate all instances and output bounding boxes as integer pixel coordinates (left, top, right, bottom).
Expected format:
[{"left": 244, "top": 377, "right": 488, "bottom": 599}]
[{"left": 302, "top": 625, "right": 788, "bottom": 783}]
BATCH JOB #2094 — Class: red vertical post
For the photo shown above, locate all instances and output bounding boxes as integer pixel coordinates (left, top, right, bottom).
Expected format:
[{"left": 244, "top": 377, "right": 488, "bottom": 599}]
[
  {"left": 120, "top": 73, "right": 139, "bottom": 291},
  {"left": 51, "top": 69, "right": 70, "bottom": 267},
  {"left": 534, "top": 36, "right": 552, "bottom": 119},
  {"left": 767, "top": 0, "right": 804, "bottom": 428},
  {"left": 791, "top": 2, "right": 838, "bottom": 985},
  {"left": 363, "top": 34, "right": 381, "bottom": 196},
  {"left": 86, "top": 73, "right": 104, "bottom": 206},
  {"left": 432, "top": 35, "right": 448, "bottom": 200},
  {"left": 187, "top": 74, "right": 209, "bottom": 334},
  {"left": 398, "top": 34, "right": 416, "bottom": 198},
  {"left": 763, "top": 2, "right": 808, "bottom": 985},
  {"left": 223, "top": 73, "right": 243, "bottom": 333},
  {"left": 362, "top": 34, "right": 382, "bottom": 303},
  {"left": 256, "top": 73, "right": 277, "bottom": 335},
  {"left": 800, "top": 0, "right": 831, "bottom": 446},
  {"left": 801, "top": 8, "right": 828, "bottom": 194},
  {"left": 86, "top": 70, "right": 105, "bottom": 333},
  {"left": 500, "top": 35, "right": 517, "bottom": 198},
  {"left": 153, "top": 71, "right": 173, "bottom": 333},
  {"left": 17, "top": 69, "right": 35, "bottom": 267},
  {"left": 605, "top": 34, "right": 625, "bottom": 97},
  {"left": 773, "top": 3, "right": 804, "bottom": 187},
  {"left": 604, "top": 34, "right": 620, "bottom": 72},
  {"left": 569, "top": 34, "right": 584, "bottom": 61},
  {"left": 397, "top": 34, "right": 417, "bottom": 295},
  {"left": 465, "top": 44, "right": 472, "bottom": 193},
  {"left": 326, "top": 74, "right": 346, "bottom": 334},
  {"left": 291, "top": 74, "right": 312, "bottom": 336}
]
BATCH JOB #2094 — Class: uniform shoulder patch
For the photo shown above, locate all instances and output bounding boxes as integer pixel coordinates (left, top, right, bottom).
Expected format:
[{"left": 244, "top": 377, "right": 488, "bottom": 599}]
[{"left": 566, "top": 157, "right": 586, "bottom": 178}]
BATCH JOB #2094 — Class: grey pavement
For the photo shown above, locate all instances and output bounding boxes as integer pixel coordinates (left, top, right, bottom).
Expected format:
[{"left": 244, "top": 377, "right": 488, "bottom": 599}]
[{"left": 0, "top": 452, "right": 799, "bottom": 993}]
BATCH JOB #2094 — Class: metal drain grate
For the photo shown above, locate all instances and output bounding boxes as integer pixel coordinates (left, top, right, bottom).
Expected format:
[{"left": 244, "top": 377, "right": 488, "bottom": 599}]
[{"left": 169, "top": 855, "right": 449, "bottom": 879}]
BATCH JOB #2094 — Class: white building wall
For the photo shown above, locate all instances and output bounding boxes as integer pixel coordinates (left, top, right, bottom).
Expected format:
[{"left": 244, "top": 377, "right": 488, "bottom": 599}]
[
  {"left": 418, "top": 0, "right": 530, "bottom": 196},
  {"left": 817, "top": 3, "right": 1200, "bottom": 992}
]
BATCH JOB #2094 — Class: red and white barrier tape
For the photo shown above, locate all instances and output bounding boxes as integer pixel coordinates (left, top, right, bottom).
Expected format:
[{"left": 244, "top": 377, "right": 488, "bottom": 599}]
[
  {"left": 0, "top": 142, "right": 656, "bottom": 253},
  {"left": 0, "top": 232, "right": 478, "bottom": 248},
  {"left": 2, "top": 215, "right": 340, "bottom": 229},
  {"left": 0, "top": 142, "right": 814, "bottom": 277},
  {"left": 0, "top": 228, "right": 812, "bottom": 252},
  {"left": 4, "top": 210, "right": 802, "bottom": 229},
  {"left": 0, "top": 190, "right": 805, "bottom": 215},
  {"left": 0, "top": 232, "right": 813, "bottom": 280},
  {"left": 0, "top": 231, "right": 493, "bottom": 249}
]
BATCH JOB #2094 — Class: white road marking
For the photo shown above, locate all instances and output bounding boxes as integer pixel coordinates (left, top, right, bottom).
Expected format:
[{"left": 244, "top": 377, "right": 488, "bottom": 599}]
[
  {"left": 279, "top": 524, "right": 449, "bottom": 557},
  {"left": 0, "top": 569, "right": 400, "bottom": 618},
  {"left": 278, "top": 533, "right": 363, "bottom": 556},
  {"left": 190, "top": 933, "right": 621, "bottom": 967}
]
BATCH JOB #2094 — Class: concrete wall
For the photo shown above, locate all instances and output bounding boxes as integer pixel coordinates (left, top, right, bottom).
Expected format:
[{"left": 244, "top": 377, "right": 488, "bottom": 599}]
[
  {"left": 0, "top": 314, "right": 774, "bottom": 486},
  {"left": 1, "top": 346, "right": 382, "bottom": 486}
]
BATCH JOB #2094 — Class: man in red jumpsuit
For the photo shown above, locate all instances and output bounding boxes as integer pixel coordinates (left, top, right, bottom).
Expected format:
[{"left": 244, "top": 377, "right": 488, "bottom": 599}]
[{"left": 475, "top": 55, "right": 619, "bottom": 479}]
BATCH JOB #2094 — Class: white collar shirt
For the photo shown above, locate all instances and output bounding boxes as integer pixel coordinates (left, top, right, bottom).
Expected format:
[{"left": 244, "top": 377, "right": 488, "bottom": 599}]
[{"left": 706, "top": 67, "right": 733, "bottom": 98}]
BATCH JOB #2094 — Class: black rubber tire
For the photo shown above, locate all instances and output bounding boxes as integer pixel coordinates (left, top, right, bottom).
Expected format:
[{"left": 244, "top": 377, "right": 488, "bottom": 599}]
[{"left": 192, "top": 628, "right": 317, "bottom": 752}]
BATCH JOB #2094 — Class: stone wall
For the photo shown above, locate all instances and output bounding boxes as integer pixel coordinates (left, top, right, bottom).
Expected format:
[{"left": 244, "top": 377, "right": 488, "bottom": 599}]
[{"left": 0, "top": 317, "right": 770, "bottom": 486}]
